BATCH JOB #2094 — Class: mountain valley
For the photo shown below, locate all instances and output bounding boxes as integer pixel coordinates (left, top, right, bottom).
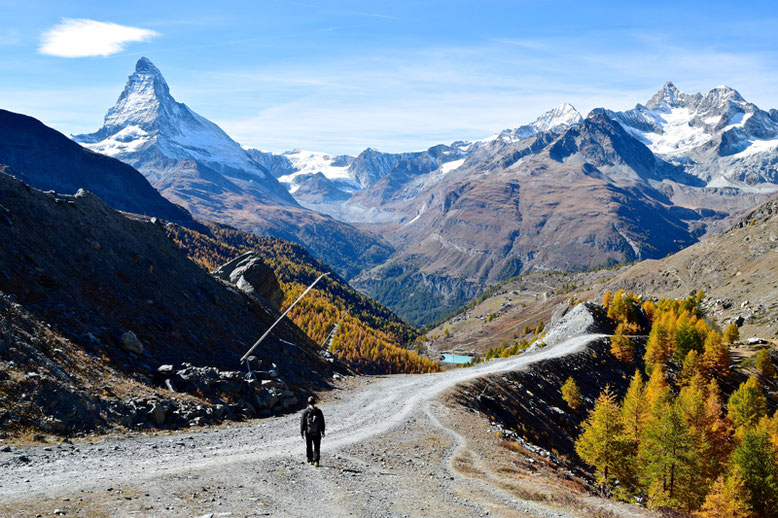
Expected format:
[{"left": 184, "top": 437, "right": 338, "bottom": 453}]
[{"left": 3, "top": 52, "right": 778, "bottom": 518}]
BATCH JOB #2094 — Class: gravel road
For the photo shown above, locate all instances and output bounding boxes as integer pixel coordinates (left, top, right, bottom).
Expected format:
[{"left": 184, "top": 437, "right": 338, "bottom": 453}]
[{"left": 1, "top": 334, "right": 617, "bottom": 518}]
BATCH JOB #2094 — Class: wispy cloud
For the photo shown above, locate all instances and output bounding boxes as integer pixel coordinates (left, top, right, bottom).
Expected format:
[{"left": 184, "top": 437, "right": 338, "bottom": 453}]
[
  {"left": 39, "top": 18, "right": 158, "bottom": 58},
  {"left": 0, "top": 29, "right": 22, "bottom": 46},
  {"left": 204, "top": 35, "right": 778, "bottom": 154}
]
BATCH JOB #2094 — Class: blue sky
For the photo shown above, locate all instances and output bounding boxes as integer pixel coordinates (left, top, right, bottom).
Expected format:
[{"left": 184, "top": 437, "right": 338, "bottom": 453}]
[{"left": 2, "top": 0, "right": 778, "bottom": 154}]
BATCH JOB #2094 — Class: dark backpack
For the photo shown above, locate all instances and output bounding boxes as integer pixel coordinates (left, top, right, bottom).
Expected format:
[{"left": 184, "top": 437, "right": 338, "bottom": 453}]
[{"left": 306, "top": 408, "right": 322, "bottom": 435}]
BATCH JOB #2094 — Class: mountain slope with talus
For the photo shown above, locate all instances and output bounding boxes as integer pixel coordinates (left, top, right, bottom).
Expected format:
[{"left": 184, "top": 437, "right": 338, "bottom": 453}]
[
  {"left": 606, "top": 191, "right": 778, "bottom": 340},
  {"left": 74, "top": 58, "right": 392, "bottom": 280}
]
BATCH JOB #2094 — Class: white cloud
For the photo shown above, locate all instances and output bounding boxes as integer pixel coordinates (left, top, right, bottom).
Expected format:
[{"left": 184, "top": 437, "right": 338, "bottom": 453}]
[{"left": 39, "top": 18, "right": 158, "bottom": 58}]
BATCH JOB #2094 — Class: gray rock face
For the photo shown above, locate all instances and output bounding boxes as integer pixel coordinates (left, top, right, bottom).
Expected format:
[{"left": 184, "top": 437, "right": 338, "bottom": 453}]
[
  {"left": 212, "top": 252, "right": 283, "bottom": 309},
  {"left": 542, "top": 302, "right": 615, "bottom": 347},
  {"left": 120, "top": 331, "right": 144, "bottom": 354},
  {"left": 147, "top": 402, "right": 165, "bottom": 426}
]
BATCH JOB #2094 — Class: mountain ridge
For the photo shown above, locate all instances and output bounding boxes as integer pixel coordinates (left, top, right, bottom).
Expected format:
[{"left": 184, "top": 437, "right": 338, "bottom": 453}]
[{"left": 73, "top": 58, "right": 393, "bottom": 280}]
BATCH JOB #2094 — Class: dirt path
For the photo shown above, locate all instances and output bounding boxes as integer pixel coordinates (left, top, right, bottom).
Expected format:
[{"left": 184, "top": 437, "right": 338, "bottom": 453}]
[{"left": 1, "top": 334, "right": 650, "bottom": 517}]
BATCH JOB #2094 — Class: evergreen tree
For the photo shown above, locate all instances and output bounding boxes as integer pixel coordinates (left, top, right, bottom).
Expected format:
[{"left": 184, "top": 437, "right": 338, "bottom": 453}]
[
  {"left": 728, "top": 376, "right": 768, "bottom": 433},
  {"left": 575, "top": 387, "right": 630, "bottom": 488},
  {"left": 730, "top": 428, "right": 778, "bottom": 517},
  {"left": 561, "top": 376, "right": 582, "bottom": 410},
  {"left": 639, "top": 398, "right": 702, "bottom": 510},
  {"left": 675, "top": 312, "right": 704, "bottom": 363}
]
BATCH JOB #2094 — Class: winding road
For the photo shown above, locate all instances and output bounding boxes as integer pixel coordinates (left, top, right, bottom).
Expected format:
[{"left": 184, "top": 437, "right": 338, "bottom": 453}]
[{"left": 1, "top": 334, "right": 617, "bottom": 518}]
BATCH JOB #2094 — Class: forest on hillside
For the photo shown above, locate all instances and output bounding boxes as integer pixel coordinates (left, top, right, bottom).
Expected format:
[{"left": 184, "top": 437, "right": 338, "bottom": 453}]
[
  {"left": 167, "top": 222, "right": 439, "bottom": 374},
  {"left": 569, "top": 291, "right": 778, "bottom": 516}
]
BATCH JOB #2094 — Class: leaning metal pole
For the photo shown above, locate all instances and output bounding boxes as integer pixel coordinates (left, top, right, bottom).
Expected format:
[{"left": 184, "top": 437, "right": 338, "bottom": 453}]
[{"left": 239, "top": 273, "right": 328, "bottom": 364}]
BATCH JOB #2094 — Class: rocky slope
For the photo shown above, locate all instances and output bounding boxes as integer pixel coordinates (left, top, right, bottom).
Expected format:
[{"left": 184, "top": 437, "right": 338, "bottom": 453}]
[
  {"left": 606, "top": 191, "right": 778, "bottom": 340},
  {"left": 165, "top": 221, "right": 437, "bottom": 374},
  {"left": 0, "top": 171, "right": 340, "bottom": 436},
  {"left": 347, "top": 86, "right": 778, "bottom": 325},
  {"left": 73, "top": 58, "right": 392, "bottom": 280},
  {"left": 0, "top": 109, "right": 191, "bottom": 223}
]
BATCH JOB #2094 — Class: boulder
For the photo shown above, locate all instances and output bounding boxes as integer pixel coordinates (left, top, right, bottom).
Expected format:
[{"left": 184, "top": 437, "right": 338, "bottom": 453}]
[
  {"left": 212, "top": 252, "right": 283, "bottom": 309},
  {"left": 157, "top": 364, "right": 174, "bottom": 376},
  {"left": 120, "top": 331, "right": 143, "bottom": 354},
  {"left": 213, "top": 379, "right": 242, "bottom": 394},
  {"left": 147, "top": 402, "right": 165, "bottom": 426}
]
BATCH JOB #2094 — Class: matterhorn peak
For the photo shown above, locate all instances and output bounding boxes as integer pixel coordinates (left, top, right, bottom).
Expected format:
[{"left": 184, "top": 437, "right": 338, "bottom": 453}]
[
  {"left": 135, "top": 56, "right": 164, "bottom": 77},
  {"left": 73, "top": 58, "right": 281, "bottom": 186}
]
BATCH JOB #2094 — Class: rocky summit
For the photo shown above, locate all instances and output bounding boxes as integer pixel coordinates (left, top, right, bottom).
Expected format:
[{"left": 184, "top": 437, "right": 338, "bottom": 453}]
[{"left": 74, "top": 58, "right": 392, "bottom": 280}]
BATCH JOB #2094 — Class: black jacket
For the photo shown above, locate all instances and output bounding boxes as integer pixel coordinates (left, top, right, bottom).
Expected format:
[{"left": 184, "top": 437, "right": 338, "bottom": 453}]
[{"left": 300, "top": 406, "right": 325, "bottom": 436}]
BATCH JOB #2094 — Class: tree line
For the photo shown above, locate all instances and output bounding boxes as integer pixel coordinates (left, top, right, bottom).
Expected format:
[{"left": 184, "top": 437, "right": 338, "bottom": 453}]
[{"left": 567, "top": 291, "right": 777, "bottom": 516}]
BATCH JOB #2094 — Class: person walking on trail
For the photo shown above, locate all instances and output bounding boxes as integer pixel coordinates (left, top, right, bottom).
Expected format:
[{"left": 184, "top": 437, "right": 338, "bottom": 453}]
[{"left": 300, "top": 395, "right": 325, "bottom": 467}]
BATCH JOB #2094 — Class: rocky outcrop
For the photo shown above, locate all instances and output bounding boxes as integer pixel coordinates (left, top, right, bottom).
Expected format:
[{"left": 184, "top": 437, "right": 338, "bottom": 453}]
[
  {"left": 212, "top": 252, "right": 283, "bottom": 309},
  {"left": 542, "top": 302, "right": 615, "bottom": 347}
]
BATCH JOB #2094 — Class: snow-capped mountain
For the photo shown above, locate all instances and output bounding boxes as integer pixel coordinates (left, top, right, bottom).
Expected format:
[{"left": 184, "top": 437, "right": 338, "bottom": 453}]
[
  {"left": 610, "top": 82, "right": 778, "bottom": 189},
  {"left": 74, "top": 57, "right": 294, "bottom": 205},
  {"left": 482, "top": 102, "right": 583, "bottom": 144},
  {"left": 243, "top": 103, "right": 583, "bottom": 211},
  {"left": 73, "top": 58, "right": 393, "bottom": 280}
]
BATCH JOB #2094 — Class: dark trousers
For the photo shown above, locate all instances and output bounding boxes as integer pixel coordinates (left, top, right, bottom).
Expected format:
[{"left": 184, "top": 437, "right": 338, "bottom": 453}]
[{"left": 305, "top": 433, "right": 321, "bottom": 463}]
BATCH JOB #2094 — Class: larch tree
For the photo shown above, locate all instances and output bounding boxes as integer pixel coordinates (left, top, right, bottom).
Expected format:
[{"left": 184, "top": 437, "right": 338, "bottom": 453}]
[
  {"left": 702, "top": 331, "right": 730, "bottom": 378},
  {"left": 755, "top": 348, "right": 776, "bottom": 378},
  {"left": 602, "top": 290, "right": 613, "bottom": 311},
  {"left": 728, "top": 376, "right": 768, "bottom": 433},
  {"left": 610, "top": 323, "right": 634, "bottom": 363},
  {"left": 644, "top": 366, "right": 671, "bottom": 411},
  {"left": 700, "top": 380, "right": 734, "bottom": 483},
  {"left": 723, "top": 323, "right": 740, "bottom": 345},
  {"left": 621, "top": 370, "right": 648, "bottom": 444},
  {"left": 619, "top": 370, "right": 647, "bottom": 494},
  {"left": 561, "top": 376, "right": 583, "bottom": 410},
  {"left": 679, "top": 350, "right": 702, "bottom": 386},
  {"left": 575, "top": 386, "right": 630, "bottom": 488},
  {"left": 695, "top": 471, "right": 752, "bottom": 518},
  {"left": 645, "top": 318, "right": 674, "bottom": 369}
]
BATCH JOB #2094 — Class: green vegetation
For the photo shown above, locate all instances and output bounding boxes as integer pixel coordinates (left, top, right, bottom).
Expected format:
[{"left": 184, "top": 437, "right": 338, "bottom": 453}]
[
  {"left": 575, "top": 292, "right": 778, "bottom": 514},
  {"left": 167, "top": 222, "right": 439, "bottom": 374},
  {"left": 561, "top": 377, "right": 582, "bottom": 410}
]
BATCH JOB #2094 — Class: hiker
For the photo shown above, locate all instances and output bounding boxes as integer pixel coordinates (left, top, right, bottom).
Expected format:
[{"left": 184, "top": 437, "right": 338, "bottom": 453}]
[{"left": 300, "top": 395, "right": 325, "bottom": 466}]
